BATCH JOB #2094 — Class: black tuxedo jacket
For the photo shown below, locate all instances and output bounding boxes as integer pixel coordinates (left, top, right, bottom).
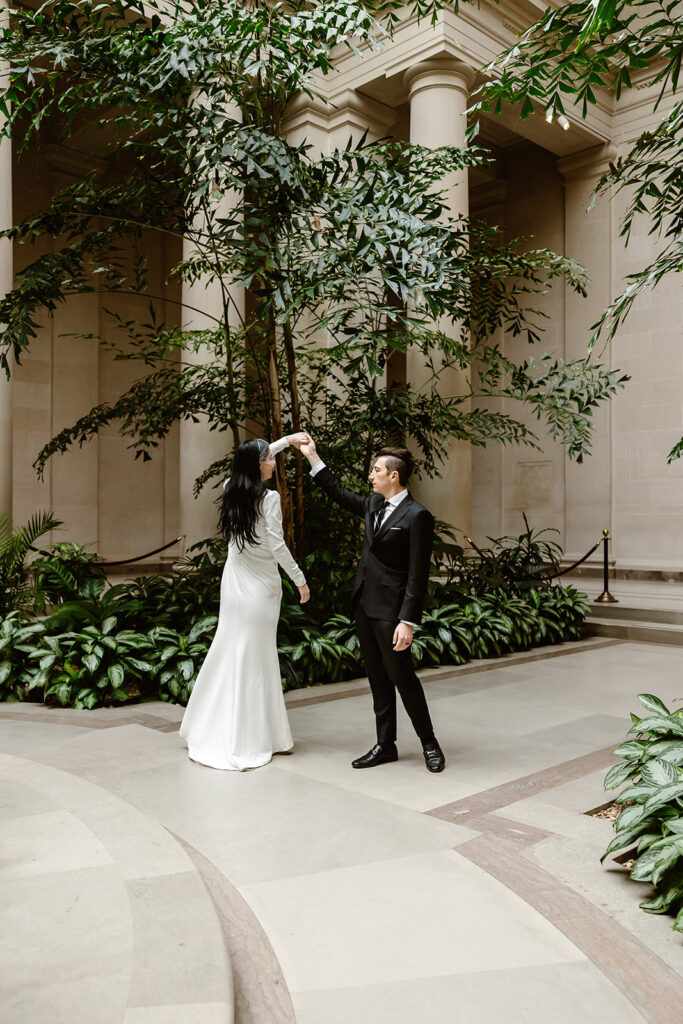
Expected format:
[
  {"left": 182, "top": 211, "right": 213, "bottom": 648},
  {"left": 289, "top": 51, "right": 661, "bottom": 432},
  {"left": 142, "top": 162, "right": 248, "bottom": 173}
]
[{"left": 312, "top": 466, "right": 434, "bottom": 624}]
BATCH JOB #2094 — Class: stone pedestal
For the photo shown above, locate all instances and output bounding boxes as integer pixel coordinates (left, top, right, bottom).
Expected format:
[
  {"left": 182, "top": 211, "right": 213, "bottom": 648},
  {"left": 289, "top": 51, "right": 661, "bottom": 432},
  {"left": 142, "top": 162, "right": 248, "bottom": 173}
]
[{"left": 404, "top": 59, "right": 475, "bottom": 535}]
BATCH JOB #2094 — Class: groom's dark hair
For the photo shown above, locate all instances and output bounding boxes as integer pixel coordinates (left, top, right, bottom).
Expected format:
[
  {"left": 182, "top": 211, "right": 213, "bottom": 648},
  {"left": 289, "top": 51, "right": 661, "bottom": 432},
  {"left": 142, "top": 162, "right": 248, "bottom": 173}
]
[{"left": 378, "top": 446, "right": 414, "bottom": 486}]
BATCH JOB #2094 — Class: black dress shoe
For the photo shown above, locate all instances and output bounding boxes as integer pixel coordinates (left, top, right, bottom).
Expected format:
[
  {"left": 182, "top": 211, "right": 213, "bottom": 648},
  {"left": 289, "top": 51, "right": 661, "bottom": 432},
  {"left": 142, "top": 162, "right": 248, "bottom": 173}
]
[
  {"left": 423, "top": 740, "right": 445, "bottom": 773},
  {"left": 351, "top": 743, "right": 398, "bottom": 769}
]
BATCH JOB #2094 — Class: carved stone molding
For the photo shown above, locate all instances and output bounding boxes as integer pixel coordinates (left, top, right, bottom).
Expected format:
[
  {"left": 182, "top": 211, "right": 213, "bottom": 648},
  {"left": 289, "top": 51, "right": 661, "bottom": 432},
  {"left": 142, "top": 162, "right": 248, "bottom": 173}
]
[
  {"left": 557, "top": 143, "right": 617, "bottom": 182},
  {"left": 284, "top": 88, "right": 396, "bottom": 139},
  {"left": 403, "top": 58, "right": 477, "bottom": 99}
]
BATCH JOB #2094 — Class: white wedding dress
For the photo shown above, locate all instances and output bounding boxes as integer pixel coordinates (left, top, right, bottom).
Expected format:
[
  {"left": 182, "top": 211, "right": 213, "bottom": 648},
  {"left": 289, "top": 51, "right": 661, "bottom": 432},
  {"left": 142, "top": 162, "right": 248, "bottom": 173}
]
[{"left": 179, "top": 438, "right": 306, "bottom": 771}]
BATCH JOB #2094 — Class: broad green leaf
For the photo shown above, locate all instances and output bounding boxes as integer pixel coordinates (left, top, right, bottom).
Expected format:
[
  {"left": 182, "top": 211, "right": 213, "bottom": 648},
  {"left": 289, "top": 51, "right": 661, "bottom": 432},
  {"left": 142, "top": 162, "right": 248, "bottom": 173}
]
[
  {"left": 643, "top": 783, "right": 683, "bottom": 815},
  {"left": 629, "top": 716, "right": 683, "bottom": 738},
  {"left": 638, "top": 693, "right": 671, "bottom": 717},
  {"left": 83, "top": 653, "right": 100, "bottom": 673},
  {"left": 604, "top": 760, "right": 639, "bottom": 790},
  {"left": 612, "top": 740, "right": 648, "bottom": 759},
  {"left": 178, "top": 658, "right": 194, "bottom": 681},
  {"left": 615, "top": 802, "right": 648, "bottom": 832},
  {"left": 641, "top": 758, "right": 679, "bottom": 787},
  {"left": 108, "top": 664, "right": 125, "bottom": 688}
]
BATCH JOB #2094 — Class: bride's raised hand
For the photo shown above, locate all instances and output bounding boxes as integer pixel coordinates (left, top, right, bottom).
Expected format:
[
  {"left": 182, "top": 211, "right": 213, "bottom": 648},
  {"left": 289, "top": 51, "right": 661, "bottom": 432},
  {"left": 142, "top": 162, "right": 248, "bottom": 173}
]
[
  {"left": 287, "top": 431, "right": 311, "bottom": 449},
  {"left": 298, "top": 583, "right": 311, "bottom": 604}
]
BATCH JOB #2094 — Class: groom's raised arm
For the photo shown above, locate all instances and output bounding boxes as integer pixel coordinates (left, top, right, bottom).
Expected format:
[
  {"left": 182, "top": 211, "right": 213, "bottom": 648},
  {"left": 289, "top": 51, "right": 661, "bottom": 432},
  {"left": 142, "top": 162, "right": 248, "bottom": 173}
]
[{"left": 299, "top": 439, "right": 369, "bottom": 519}]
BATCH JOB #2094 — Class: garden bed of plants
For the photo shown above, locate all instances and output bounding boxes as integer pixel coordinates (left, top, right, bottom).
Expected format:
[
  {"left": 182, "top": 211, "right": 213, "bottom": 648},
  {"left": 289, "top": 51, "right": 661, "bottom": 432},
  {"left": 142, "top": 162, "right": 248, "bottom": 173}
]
[
  {"left": 601, "top": 692, "right": 683, "bottom": 932},
  {"left": 0, "top": 513, "right": 590, "bottom": 710}
]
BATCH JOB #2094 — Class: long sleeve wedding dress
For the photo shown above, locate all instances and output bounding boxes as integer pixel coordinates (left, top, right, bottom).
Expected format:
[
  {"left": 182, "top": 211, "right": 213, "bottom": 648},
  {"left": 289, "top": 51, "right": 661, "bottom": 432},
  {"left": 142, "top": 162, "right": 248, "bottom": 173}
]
[{"left": 179, "top": 438, "right": 306, "bottom": 770}]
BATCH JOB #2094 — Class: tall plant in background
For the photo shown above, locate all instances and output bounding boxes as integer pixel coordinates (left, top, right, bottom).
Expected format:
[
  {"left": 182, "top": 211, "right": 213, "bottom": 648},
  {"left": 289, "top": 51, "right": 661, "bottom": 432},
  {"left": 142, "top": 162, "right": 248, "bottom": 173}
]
[
  {"left": 0, "top": 0, "right": 626, "bottom": 565},
  {"left": 0, "top": 512, "right": 61, "bottom": 618},
  {"left": 473, "top": 0, "right": 682, "bottom": 459}
]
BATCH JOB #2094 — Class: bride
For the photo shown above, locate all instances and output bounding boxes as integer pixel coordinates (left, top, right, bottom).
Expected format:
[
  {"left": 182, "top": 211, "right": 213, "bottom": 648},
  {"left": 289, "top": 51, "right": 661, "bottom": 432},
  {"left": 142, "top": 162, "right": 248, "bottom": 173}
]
[{"left": 180, "top": 434, "right": 310, "bottom": 770}]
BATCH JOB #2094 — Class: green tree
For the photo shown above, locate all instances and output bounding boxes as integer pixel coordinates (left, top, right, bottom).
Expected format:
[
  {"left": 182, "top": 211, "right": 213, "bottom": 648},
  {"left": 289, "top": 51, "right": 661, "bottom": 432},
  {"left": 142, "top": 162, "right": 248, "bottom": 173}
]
[
  {"left": 473, "top": 0, "right": 682, "bottom": 459},
  {"left": 0, "top": 0, "right": 626, "bottom": 564}
]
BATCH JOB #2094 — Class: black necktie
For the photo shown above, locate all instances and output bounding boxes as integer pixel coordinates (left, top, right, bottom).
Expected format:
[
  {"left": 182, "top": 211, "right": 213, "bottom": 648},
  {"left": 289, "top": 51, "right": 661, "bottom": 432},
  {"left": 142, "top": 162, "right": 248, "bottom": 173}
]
[{"left": 374, "top": 500, "right": 391, "bottom": 532}]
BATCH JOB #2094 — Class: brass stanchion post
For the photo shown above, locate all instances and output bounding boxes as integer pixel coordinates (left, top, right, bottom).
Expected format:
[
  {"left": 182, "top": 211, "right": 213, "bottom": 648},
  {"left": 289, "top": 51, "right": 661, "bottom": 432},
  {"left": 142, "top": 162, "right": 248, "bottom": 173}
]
[{"left": 595, "top": 528, "right": 618, "bottom": 603}]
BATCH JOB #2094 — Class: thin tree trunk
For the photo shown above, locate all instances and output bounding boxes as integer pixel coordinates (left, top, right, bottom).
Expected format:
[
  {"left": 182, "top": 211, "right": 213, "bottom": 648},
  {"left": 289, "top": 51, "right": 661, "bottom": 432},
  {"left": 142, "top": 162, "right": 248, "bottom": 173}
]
[
  {"left": 266, "top": 310, "right": 294, "bottom": 548},
  {"left": 362, "top": 376, "right": 378, "bottom": 481},
  {"left": 282, "top": 319, "right": 305, "bottom": 561},
  {"left": 386, "top": 285, "right": 407, "bottom": 445}
]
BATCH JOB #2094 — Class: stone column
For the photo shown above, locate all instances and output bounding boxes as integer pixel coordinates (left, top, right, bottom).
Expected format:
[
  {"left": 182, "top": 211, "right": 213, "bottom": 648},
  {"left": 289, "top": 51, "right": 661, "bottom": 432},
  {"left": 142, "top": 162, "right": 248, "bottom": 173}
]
[
  {"left": 469, "top": 180, "right": 508, "bottom": 543},
  {"left": 180, "top": 174, "right": 244, "bottom": 548},
  {"left": 558, "top": 144, "right": 616, "bottom": 559},
  {"left": 403, "top": 59, "right": 475, "bottom": 535},
  {"left": 0, "top": 0, "right": 12, "bottom": 523}
]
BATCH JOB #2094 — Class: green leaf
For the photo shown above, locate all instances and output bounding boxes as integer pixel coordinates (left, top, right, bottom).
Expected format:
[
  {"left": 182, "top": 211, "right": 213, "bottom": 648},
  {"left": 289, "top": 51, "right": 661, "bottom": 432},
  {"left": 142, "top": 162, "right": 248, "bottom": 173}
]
[
  {"left": 615, "top": 803, "right": 648, "bottom": 832},
  {"left": 629, "top": 716, "right": 683, "bottom": 738},
  {"left": 178, "top": 658, "right": 194, "bottom": 681},
  {"left": 604, "top": 760, "right": 639, "bottom": 790},
  {"left": 640, "top": 886, "right": 683, "bottom": 914},
  {"left": 126, "top": 657, "right": 153, "bottom": 672},
  {"left": 641, "top": 758, "right": 679, "bottom": 787},
  {"left": 612, "top": 740, "right": 648, "bottom": 760},
  {"left": 648, "top": 741, "right": 683, "bottom": 766},
  {"left": 108, "top": 663, "right": 125, "bottom": 688},
  {"left": 638, "top": 693, "right": 671, "bottom": 717},
  {"left": 601, "top": 819, "right": 654, "bottom": 862},
  {"left": 630, "top": 847, "right": 661, "bottom": 882},
  {"left": 83, "top": 653, "right": 99, "bottom": 673},
  {"left": 643, "top": 783, "right": 683, "bottom": 815}
]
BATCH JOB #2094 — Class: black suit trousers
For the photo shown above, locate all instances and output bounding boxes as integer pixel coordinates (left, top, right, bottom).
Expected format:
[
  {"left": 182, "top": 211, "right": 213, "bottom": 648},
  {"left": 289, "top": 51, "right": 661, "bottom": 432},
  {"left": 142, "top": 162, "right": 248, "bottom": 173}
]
[{"left": 354, "top": 601, "right": 434, "bottom": 747}]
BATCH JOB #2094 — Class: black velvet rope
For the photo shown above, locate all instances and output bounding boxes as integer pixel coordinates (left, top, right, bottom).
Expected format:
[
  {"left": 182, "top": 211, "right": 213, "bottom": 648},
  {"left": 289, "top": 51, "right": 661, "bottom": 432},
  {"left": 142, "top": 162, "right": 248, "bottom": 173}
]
[{"left": 31, "top": 536, "right": 185, "bottom": 568}]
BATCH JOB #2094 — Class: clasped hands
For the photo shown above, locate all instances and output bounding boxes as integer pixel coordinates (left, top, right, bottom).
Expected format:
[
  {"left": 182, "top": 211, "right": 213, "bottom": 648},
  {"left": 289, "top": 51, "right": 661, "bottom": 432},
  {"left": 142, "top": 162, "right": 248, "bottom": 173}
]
[{"left": 287, "top": 431, "right": 316, "bottom": 460}]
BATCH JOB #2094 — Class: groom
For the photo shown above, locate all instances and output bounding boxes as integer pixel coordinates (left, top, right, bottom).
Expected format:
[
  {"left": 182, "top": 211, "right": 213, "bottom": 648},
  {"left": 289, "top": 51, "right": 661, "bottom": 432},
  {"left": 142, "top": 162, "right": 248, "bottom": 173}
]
[{"left": 298, "top": 438, "right": 445, "bottom": 773}]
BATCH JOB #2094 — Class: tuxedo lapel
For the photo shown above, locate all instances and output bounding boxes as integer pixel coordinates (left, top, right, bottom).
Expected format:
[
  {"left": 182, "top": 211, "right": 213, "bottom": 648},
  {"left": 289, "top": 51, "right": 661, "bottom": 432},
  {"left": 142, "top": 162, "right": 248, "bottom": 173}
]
[{"left": 373, "top": 494, "right": 414, "bottom": 541}]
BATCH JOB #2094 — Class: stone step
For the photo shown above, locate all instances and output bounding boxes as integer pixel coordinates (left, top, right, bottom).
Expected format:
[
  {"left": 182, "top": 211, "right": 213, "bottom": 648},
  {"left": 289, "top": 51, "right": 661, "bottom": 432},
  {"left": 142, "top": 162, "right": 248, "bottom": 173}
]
[
  {"left": 0, "top": 751, "right": 234, "bottom": 1024},
  {"left": 589, "top": 603, "right": 683, "bottom": 626},
  {"left": 586, "top": 616, "right": 683, "bottom": 646}
]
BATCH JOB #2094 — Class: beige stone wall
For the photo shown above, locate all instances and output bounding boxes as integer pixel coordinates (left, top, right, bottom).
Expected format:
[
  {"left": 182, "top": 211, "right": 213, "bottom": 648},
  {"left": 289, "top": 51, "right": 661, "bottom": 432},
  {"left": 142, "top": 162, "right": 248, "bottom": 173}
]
[
  {"left": 608, "top": 88, "right": 683, "bottom": 570},
  {"left": 470, "top": 94, "right": 683, "bottom": 570},
  {"left": 472, "top": 143, "right": 568, "bottom": 549},
  {"left": 11, "top": 142, "right": 181, "bottom": 559}
]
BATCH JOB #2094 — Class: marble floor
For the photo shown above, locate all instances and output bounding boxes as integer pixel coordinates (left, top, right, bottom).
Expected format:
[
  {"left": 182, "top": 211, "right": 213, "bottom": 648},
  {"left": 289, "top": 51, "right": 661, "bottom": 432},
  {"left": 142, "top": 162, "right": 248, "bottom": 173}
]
[{"left": 2, "top": 637, "right": 683, "bottom": 1023}]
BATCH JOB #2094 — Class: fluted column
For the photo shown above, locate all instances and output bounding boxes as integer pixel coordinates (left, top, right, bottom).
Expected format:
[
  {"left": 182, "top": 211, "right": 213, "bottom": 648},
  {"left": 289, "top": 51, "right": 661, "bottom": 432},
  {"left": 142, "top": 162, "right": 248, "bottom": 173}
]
[
  {"left": 0, "top": 0, "right": 13, "bottom": 523},
  {"left": 403, "top": 59, "right": 475, "bottom": 535},
  {"left": 558, "top": 144, "right": 616, "bottom": 559}
]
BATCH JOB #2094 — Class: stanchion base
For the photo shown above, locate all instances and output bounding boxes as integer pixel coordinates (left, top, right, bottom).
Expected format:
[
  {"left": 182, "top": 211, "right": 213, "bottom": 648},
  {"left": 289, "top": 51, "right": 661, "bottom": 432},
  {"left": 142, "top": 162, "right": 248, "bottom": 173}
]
[{"left": 595, "top": 591, "right": 618, "bottom": 604}]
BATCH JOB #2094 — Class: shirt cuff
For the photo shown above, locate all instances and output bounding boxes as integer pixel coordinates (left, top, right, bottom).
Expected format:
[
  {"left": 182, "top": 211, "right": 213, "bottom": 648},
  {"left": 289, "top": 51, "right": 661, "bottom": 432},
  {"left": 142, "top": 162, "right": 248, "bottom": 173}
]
[
  {"left": 310, "top": 461, "right": 326, "bottom": 477},
  {"left": 400, "top": 620, "right": 417, "bottom": 628}
]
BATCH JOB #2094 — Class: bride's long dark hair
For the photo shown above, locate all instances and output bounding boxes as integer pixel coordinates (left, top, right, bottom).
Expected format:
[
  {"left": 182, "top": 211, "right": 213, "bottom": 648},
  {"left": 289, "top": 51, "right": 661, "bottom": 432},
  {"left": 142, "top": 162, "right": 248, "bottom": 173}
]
[{"left": 219, "top": 440, "right": 267, "bottom": 550}]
